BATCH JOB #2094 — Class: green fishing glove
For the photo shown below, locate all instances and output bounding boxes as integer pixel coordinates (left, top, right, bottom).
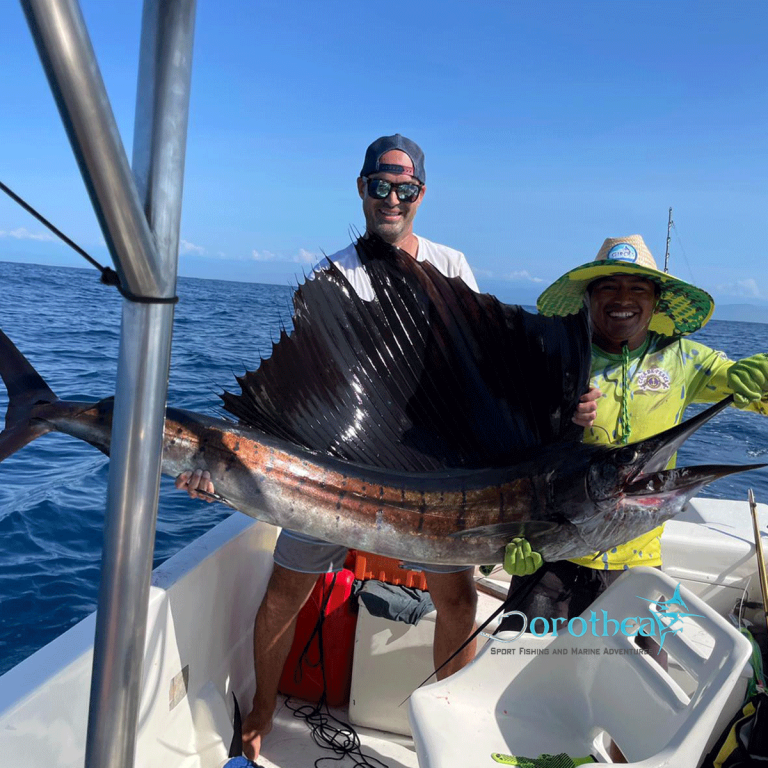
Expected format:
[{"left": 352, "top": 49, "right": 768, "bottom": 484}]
[
  {"left": 727, "top": 353, "right": 768, "bottom": 408},
  {"left": 491, "top": 752, "right": 595, "bottom": 767},
  {"left": 503, "top": 538, "right": 543, "bottom": 577}
]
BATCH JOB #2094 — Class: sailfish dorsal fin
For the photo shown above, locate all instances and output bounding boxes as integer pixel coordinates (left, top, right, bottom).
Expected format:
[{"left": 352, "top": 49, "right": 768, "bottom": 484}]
[{"left": 221, "top": 235, "right": 591, "bottom": 471}]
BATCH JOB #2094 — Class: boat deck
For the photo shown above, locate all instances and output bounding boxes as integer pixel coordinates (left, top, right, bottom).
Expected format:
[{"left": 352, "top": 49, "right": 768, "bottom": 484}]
[{"left": 259, "top": 694, "right": 419, "bottom": 768}]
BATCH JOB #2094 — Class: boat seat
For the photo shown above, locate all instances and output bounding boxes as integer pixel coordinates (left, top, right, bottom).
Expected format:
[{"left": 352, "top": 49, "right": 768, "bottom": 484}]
[{"left": 409, "top": 567, "right": 753, "bottom": 767}]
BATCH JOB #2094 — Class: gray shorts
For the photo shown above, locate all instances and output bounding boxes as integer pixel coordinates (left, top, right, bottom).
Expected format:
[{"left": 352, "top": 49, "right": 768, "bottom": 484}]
[{"left": 273, "top": 529, "right": 472, "bottom": 575}]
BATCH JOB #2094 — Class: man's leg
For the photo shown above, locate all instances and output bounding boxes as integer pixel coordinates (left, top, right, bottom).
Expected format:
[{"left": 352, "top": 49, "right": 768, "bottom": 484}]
[
  {"left": 424, "top": 568, "right": 478, "bottom": 679},
  {"left": 241, "top": 563, "right": 318, "bottom": 760},
  {"left": 241, "top": 531, "right": 348, "bottom": 761}
]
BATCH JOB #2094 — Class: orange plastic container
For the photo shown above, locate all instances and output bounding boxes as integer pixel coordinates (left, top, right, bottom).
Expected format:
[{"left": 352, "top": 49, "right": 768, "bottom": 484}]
[
  {"left": 350, "top": 550, "right": 429, "bottom": 591},
  {"left": 278, "top": 568, "right": 357, "bottom": 706}
]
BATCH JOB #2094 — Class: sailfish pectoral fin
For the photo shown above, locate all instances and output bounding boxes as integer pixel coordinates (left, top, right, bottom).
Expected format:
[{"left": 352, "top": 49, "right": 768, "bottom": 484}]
[
  {"left": 447, "top": 521, "right": 559, "bottom": 563},
  {"left": 447, "top": 521, "right": 559, "bottom": 541}
]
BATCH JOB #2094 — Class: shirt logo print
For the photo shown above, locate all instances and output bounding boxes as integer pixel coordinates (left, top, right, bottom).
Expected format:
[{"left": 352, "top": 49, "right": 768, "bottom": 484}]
[{"left": 636, "top": 367, "right": 671, "bottom": 392}]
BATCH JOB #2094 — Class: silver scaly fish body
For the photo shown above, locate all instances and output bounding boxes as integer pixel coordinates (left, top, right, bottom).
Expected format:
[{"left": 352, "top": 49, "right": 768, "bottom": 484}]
[
  {"left": 12, "top": 393, "right": 761, "bottom": 565},
  {"left": 31, "top": 398, "right": 540, "bottom": 563}
]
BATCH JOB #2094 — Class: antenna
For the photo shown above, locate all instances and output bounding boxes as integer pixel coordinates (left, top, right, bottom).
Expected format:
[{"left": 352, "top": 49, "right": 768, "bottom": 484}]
[{"left": 663, "top": 207, "right": 673, "bottom": 273}]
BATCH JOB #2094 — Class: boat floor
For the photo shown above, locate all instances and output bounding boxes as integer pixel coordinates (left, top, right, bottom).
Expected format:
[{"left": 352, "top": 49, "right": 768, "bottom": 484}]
[{"left": 258, "top": 694, "right": 418, "bottom": 768}]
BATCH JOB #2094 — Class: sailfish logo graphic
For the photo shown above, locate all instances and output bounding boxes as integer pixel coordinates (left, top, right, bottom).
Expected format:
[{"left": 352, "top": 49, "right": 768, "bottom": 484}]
[{"left": 637, "top": 584, "right": 704, "bottom": 652}]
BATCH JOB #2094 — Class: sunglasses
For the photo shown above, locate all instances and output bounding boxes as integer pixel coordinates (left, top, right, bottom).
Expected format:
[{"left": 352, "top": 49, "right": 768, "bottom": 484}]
[{"left": 363, "top": 177, "right": 423, "bottom": 203}]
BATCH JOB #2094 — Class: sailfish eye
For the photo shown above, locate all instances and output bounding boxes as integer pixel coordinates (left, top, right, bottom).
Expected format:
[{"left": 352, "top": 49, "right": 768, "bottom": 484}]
[{"left": 616, "top": 447, "right": 638, "bottom": 465}]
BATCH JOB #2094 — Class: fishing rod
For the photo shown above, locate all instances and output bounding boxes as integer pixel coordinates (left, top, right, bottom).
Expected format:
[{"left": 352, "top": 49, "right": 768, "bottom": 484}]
[
  {"left": 0, "top": 180, "right": 120, "bottom": 287},
  {"left": 748, "top": 489, "right": 768, "bottom": 636}
]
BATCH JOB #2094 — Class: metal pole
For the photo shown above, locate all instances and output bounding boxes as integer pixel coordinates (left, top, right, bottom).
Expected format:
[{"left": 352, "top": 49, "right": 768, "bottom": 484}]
[
  {"left": 132, "top": 0, "right": 197, "bottom": 281},
  {"left": 19, "top": 2, "right": 197, "bottom": 766},
  {"left": 663, "top": 207, "right": 673, "bottom": 274},
  {"left": 20, "top": 0, "right": 167, "bottom": 297}
]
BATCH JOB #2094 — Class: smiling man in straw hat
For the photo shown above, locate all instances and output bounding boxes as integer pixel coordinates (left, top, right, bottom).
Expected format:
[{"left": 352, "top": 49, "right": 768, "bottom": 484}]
[{"left": 502, "top": 233, "right": 768, "bottom": 621}]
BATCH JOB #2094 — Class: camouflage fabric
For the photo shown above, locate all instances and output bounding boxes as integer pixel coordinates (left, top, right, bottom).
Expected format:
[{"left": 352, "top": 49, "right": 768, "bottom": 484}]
[{"left": 536, "top": 259, "right": 714, "bottom": 337}]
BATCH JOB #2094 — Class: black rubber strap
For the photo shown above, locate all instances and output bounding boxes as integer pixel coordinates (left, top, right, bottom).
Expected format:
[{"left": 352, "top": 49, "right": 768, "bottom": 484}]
[
  {"left": 100, "top": 264, "right": 178, "bottom": 304},
  {"left": 116, "top": 285, "right": 179, "bottom": 304}
]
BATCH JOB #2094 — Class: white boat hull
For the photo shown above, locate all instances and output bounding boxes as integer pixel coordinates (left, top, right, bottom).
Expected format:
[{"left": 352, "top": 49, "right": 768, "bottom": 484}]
[{"left": 0, "top": 496, "right": 765, "bottom": 768}]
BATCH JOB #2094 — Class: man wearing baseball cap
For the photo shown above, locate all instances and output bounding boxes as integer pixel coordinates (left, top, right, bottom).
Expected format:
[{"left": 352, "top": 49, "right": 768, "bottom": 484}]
[
  {"left": 502, "top": 233, "right": 768, "bottom": 629},
  {"left": 179, "top": 134, "right": 484, "bottom": 761},
  {"left": 321, "top": 133, "right": 479, "bottom": 299}
]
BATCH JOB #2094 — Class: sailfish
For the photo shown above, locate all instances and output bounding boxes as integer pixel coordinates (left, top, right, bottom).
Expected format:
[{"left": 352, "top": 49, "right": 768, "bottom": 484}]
[{"left": 0, "top": 235, "right": 762, "bottom": 563}]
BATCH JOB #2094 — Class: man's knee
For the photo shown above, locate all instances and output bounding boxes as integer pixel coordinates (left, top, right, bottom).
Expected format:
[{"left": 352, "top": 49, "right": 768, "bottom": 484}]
[
  {"left": 426, "top": 570, "right": 477, "bottom": 616},
  {"left": 261, "top": 564, "right": 319, "bottom": 618}
]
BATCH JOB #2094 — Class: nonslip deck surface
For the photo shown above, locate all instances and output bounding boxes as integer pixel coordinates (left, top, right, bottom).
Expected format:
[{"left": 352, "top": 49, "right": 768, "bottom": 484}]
[{"left": 257, "top": 695, "right": 419, "bottom": 768}]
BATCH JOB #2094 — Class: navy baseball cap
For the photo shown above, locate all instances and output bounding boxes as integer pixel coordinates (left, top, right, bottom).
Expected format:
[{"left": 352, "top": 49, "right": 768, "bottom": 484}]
[{"left": 360, "top": 134, "right": 426, "bottom": 183}]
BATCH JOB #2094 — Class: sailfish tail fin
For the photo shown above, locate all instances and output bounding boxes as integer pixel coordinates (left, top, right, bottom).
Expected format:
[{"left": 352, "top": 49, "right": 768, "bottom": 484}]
[{"left": 0, "top": 328, "right": 57, "bottom": 461}]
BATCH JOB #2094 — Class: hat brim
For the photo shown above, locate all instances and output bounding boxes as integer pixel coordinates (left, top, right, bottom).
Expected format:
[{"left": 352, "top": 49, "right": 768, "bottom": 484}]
[{"left": 536, "top": 260, "right": 714, "bottom": 336}]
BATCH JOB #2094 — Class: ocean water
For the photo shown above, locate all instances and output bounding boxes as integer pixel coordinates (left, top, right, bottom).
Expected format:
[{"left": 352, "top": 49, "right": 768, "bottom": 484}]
[{"left": 1, "top": 259, "right": 767, "bottom": 676}]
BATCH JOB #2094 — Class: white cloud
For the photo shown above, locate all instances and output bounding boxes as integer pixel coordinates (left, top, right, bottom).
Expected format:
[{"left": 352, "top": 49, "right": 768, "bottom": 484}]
[
  {"left": 472, "top": 268, "right": 494, "bottom": 278},
  {"left": 179, "top": 239, "right": 205, "bottom": 255},
  {"left": 295, "top": 248, "right": 318, "bottom": 265},
  {"left": 0, "top": 227, "right": 55, "bottom": 242},
  {"left": 250, "top": 248, "right": 319, "bottom": 265},
  {"left": 503, "top": 269, "right": 544, "bottom": 283},
  {"left": 717, "top": 278, "right": 761, "bottom": 299},
  {"left": 174, "top": 243, "right": 320, "bottom": 264},
  {"left": 251, "top": 249, "right": 278, "bottom": 262}
]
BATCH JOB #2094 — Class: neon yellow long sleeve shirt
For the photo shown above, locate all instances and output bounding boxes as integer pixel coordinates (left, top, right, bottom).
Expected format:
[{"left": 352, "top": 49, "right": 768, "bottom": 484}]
[{"left": 571, "top": 332, "right": 768, "bottom": 571}]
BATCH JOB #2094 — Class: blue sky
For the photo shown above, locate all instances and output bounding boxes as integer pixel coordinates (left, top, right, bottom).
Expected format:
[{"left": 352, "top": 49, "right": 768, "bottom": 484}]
[{"left": 1, "top": 0, "right": 766, "bottom": 306}]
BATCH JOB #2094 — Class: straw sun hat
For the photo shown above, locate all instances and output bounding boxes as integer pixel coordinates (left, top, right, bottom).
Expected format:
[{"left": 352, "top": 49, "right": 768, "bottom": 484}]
[{"left": 536, "top": 235, "right": 715, "bottom": 336}]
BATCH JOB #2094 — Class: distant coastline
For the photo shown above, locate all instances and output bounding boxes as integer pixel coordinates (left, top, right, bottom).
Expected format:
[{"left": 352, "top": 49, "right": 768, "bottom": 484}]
[{"left": 712, "top": 305, "right": 768, "bottom": 325}]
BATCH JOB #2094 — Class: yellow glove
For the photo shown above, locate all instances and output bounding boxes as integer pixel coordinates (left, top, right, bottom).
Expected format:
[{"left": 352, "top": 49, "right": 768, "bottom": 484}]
[
  {"left": 503, "top": 538, "right": 543, "bottom": 577},
  {"left": 727, "top": 353, "right": 768, "bottom": 408}
]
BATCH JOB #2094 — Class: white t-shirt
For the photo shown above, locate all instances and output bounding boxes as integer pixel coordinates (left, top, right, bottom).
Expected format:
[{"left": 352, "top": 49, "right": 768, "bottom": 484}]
[{"left": 318, "top": 235, "right": 479, "bottom": 301}]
